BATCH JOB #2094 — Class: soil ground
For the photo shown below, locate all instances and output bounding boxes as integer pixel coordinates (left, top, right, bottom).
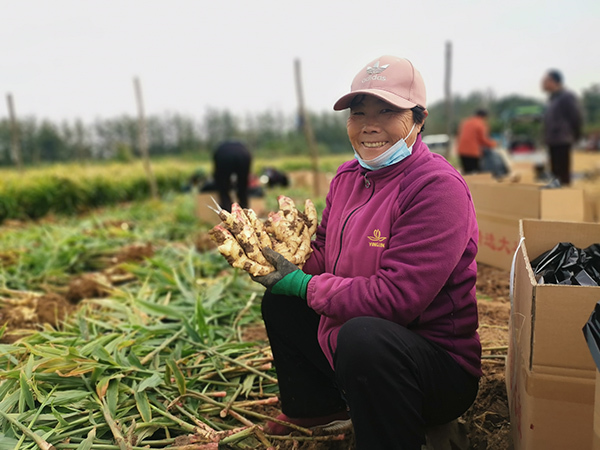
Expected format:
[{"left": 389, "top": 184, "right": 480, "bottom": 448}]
[
  {"left": 468, "top": 264, "right": 512, "bottom": 450},
  {"left": 0, "top": 261, "right": 512, "bottom": 449}
]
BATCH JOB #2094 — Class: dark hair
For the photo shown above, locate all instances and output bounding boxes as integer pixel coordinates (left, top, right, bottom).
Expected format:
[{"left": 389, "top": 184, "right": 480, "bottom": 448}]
[
  {"left": 349, "top": 94, "right": 365, "bottom": 108},
  {"left": 411, "top": 105, "right": 426, "bottom": 134},
  {"left": 475, "top": 109, "right": 488, "bottom": 118},
  {"left": 547, "top": 69, "right": 563, "bottom": 85}
]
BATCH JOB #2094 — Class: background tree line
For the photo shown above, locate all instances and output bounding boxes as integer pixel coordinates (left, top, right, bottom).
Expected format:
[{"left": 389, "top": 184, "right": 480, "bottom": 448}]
[{"left": 1, "top": 86, "right": 599, "bottom": 167}]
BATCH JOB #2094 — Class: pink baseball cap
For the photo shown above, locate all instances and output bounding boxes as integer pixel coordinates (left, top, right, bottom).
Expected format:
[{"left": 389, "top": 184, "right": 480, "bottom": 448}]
[{"left": 333, "top": 55, "right": 427, "bottom": 111}]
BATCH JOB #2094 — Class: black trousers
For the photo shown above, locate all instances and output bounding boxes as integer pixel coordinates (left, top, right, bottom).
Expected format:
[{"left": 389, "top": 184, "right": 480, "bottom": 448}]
[
  {"left": 261, "top": 291, "right": 479, "bottom": 450},
  {"left": 459, "top": 156, "right": 480, "bottom": 174},
  {"left": 548, "top": 144, "right": 572, "bottom": 185},
  {"left": 213, "top": 143, "right": 252, "bottom": 212}
]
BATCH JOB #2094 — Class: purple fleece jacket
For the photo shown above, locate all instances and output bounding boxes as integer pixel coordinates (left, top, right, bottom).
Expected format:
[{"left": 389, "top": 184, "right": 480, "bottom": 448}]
[{"left": 303, "top": 136, "right": 482, "bottom": 377}]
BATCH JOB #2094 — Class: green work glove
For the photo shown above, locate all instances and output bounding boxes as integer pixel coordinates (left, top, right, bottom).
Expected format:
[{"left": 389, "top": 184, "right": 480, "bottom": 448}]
[{"left": 251, "top": 247, "right": 313, "bottom": 300}]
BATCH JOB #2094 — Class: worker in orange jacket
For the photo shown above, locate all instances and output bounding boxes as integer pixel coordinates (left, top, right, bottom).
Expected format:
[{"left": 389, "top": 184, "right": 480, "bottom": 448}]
[{"left": 456, "top": 109, "right": 496, "bottom": 174}]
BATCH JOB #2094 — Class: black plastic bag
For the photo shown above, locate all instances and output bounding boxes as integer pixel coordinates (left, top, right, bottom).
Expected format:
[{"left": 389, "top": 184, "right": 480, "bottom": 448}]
[
  {"left": 530, "top": 242, "right": 600, "bottom": 286},
  {"left": 583, "top": 301, "right": 600, "bottom": 371}
]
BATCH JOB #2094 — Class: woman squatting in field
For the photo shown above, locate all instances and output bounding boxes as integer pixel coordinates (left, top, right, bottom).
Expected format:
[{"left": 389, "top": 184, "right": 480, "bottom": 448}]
[{"left": 252, "top": 55, "right": 482, "bottom": 450}]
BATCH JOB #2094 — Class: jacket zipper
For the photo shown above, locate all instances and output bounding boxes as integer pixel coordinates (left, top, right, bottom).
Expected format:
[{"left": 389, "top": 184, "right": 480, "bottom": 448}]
[{"left": 332, "top": 173, "right": 374, "bottom": 275}]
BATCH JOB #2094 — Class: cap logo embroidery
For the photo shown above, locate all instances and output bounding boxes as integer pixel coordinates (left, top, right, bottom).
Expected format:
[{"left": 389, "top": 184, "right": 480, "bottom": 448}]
[
  {"left": 366, "top": 61, "right": 389, "bottom": 75},
  {"left": 367, "top": 229, "right": 387, "bottom": 248},
  {"left": 362, "top": 61, "right": 389, "bottom": 83}
]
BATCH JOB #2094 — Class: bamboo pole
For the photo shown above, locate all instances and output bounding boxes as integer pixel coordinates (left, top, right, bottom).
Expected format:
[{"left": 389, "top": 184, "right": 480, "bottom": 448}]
[
  {"left": 444, "top": 41, "right": 453, "bottom": 157},
  {"left": 6, "top": 93, "right": 23, "bottom": 171},
  {"left": 133, "top": 77, "right": 158, "bottom": 199},
  {"left": 74, "top": 119, "right": 87, "bottom": 163},
  {"left": 294, "top": 59, "right": 320, "bottom": 197}
]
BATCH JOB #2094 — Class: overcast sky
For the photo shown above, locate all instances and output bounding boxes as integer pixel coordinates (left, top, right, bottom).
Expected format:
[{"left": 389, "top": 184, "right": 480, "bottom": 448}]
[{"left": 2, "top": 0, "right": 598, "bottom": 123}]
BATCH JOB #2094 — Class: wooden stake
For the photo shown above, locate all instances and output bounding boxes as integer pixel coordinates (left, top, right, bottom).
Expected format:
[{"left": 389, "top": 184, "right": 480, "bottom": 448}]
[
  {"left": 6, "top": 93, "right": 23, "bottom": 171},
  {"left": 444, "top": 41, "right": 454, "bottom": 149},
  {"left": 133, "top": 77, "right": 158, "bottom": 199},
  {"left": 294, "top": 59, "right": 320, "bottom": 197}
]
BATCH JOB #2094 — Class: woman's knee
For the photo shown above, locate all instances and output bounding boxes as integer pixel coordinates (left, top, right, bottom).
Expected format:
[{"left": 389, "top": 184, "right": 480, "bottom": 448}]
[
  {"left": 335, "top": 317, "right": 418, "bottom": 371},
  {"left": 336, "top": 317, "right": 389, "bottom": 366}
]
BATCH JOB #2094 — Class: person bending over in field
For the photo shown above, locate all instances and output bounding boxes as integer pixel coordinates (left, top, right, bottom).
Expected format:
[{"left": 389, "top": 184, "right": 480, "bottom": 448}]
[
  {"left": 251, "top": 55, "right": 482, "bottom": 450},
  {"left": 213, "top": 139, "right": 252, "bottom": 212}
]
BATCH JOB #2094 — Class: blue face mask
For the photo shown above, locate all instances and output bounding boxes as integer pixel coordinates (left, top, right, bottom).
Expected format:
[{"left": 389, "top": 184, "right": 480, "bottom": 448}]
[{"left": 354, "top": 123, "right": 417, "bottom": 171}]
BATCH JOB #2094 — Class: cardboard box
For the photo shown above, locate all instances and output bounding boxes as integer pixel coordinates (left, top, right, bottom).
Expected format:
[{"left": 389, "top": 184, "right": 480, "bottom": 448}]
[
  {"left": 573, "top": 179, "right": 600, "bottom": 224},
  {"left": 583, "top": 193, "right": 596, "bottom": 223},
  {"left": 508, "top": 160, "right": 538, "bottom": 184},
  {"left": 467, "top": 181, "right": 585, "bottom": 270},
  {"left": 288, "top": 170, "right": 333, "bottom": 196},
  {"left": 507, "top": 219, "right": 600, "bottom": 450},
  {"left": 462, "top": 172, "right": 495, "bottom": 185},
  {"left": 573, "top": 151, "right": 600, "bottom": 174},
  {"left": 196, "top": 193, "right": 266, "bottom": 224},
  {"left": 584, "top": 188, "right": 600, "bottom": 223}
]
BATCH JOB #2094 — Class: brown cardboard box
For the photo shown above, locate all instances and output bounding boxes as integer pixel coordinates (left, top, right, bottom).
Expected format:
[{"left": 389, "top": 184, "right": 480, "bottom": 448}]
[
  {"left": 574, "top": 180, "right": 600, "bottom": 223},
  {"left": 508, "top": 160, "right": 537, "bottom": 184},
  {"left": 585, "top": 189, "right": 600, "bottom": 223},
  {"left": 462, "top": 173, "right": 495, "bottom": 185},
  {"left": 584, "top": 192, "right": 597, "bottom": 223},
  {"left": 287, "top": 170, "right": 333, "bottom": 196},
  {"left": 573, "top": 151, "right": 600, "bottom": 174},
  {"left": 467, "top": 181, "right": 585, "bottom": 270},
  {"left": 507, "top": 219, "right": 600, "bottom": 450},
  {"left": 196, "top": 193, "right": 266, "bottom": 224}
]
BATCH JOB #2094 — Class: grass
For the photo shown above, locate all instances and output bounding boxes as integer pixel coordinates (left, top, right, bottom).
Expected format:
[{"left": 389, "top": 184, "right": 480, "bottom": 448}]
[
  {"left": 0, "top": 153, "right": 349, "bottom": 225},
  {"left": 0, "top": 183, "right": 333, "bottom": 448},
  {"left": 0, "top": 193, "right": 268, "bottom": 447}
]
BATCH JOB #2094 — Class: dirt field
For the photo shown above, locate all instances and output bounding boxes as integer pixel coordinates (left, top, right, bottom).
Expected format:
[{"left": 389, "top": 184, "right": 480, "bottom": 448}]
[
  {"left": 0, "top": 262, "right": 512, "bottom": 449},
  {"left": 468, "top": 264, "right": 512, "bottom": 450}
]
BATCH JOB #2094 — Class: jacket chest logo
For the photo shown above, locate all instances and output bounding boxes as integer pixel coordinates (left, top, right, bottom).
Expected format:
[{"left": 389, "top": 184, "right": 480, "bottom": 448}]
[{"left": 367, "top": 229, "right": 387, "bottom": 248}]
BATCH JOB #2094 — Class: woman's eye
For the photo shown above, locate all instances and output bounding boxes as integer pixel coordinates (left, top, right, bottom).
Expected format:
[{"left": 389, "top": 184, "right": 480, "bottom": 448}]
[{"left": 351, "top": 111, "right": 364, "bottom": 116}]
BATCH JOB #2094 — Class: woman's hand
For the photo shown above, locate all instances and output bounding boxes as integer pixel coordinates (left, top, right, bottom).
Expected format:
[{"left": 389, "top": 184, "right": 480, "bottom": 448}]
[
  {"left": 251, "top": 247, "right": 299, "bottom": 289},
  {"left": 251, "top": 248, "right": 313, "bottom": 299}
]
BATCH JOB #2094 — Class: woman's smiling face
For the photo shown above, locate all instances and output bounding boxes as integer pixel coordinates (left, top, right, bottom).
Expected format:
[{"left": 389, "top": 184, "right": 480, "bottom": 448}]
[{"left": 347, "top": 95, "right": 419, "bottom": 161}]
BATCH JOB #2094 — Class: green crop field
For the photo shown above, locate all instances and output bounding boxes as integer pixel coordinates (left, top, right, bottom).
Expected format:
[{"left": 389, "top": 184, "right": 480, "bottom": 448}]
[
  {"left": 0, "top": 154, "right": 349, "bottom": 225},
  {"left": 0, "top": 170, "right": 344, "bottom": 448}
]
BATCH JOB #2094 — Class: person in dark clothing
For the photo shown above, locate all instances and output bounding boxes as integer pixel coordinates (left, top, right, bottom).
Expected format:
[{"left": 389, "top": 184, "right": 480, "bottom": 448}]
[
  {"left": 542, "top": 69, "right": 583, "bottom": 185},
  {"left": 213, "top": 140, "right": 252, "bottom": 212}
]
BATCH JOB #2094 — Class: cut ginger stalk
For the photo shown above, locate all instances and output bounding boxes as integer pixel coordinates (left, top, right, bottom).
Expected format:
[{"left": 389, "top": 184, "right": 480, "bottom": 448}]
[
  {"left": 208, "top": 225, "right": 274, "bottom": 276},
  {"left": 303, "top": 199, "right": 318, "bottom": 236},
  {"left": 230, "top": 204, "right": 270, "bottom": 266},
  {"left": 290, "top": 226, "right": 313, "bottom": 266},
  {"left": 244, "top": 208, "right": 272, "bottom": 249},
  {"left": 265, "top": 211, "right": 300, "bottom": 255}
]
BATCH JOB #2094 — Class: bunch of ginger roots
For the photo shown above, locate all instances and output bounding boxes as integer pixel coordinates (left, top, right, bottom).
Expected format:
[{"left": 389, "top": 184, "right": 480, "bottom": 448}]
[{"left": 208, "top": 195, "right": 318, "bottom": 276}]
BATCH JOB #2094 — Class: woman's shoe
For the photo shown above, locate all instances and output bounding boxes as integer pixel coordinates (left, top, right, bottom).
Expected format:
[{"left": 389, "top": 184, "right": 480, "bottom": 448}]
[{"left": 264, "top": 410, "right": 351, "bottom": 435}]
